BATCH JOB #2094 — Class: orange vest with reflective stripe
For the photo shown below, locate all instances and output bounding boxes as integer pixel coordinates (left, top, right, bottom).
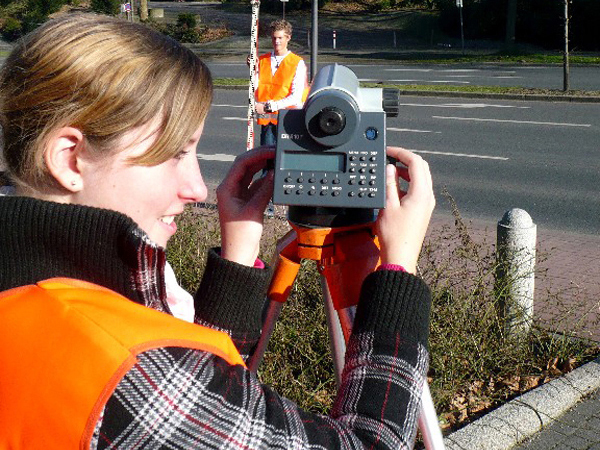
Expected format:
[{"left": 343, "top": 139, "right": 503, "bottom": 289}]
[
  {"left": 0, "top": 278, "right": 245, "bottom": 449},
  {"left": 255, "top": 52, "right": 308, "bottom": 125}
]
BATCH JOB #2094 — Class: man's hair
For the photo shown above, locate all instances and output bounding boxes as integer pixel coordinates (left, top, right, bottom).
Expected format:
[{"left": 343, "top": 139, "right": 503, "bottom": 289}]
[
  {"left": 270, "top": 19, "right": 292, "bottom": 37},
  {"left": 0, "top": 14, "right": 213, "bottom": 191}
]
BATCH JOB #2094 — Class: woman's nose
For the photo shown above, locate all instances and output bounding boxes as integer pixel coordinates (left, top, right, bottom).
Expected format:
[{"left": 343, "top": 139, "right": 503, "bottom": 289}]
[{"left": 180, "top": 153, "right": 207, "bottom": 203}]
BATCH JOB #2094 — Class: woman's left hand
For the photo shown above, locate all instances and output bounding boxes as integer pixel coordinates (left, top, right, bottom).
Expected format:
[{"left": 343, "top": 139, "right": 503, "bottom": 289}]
[{"left": 216, "top": 147, "right": 275, "bottom": 266}]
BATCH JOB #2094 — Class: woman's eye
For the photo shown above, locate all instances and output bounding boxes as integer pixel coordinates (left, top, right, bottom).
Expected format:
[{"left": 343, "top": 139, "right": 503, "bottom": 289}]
[{"left": 175, "top": 150, "right": 190, "bottom": 160}]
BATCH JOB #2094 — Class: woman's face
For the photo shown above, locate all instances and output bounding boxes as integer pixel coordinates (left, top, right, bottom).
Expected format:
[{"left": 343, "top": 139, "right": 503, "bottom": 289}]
[{"left": 74, "top": 121, "right": 207, "bottom": 248}]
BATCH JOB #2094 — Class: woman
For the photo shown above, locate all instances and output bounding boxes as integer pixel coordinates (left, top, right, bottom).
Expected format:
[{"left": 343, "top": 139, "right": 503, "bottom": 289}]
[{"left": 0, "top": 14, "right": 436, "bottom": 450}]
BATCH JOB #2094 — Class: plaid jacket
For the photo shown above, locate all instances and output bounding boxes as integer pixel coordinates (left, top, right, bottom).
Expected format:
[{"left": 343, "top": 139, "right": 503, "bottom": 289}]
[{"left": 0, "top": 197, "right": 431, "bottom": 449}]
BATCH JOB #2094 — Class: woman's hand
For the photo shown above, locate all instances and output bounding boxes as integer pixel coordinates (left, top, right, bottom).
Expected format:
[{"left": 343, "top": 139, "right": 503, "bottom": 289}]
[
  {"left": 216, "top": 147, "right": 275, "bottom": 266},
  {"left": 376, "top": 147, "right": 435, "bottom": 274}
]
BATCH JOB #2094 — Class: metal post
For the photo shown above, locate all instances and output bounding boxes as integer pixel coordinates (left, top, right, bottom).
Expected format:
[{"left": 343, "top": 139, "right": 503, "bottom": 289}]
[
  {"left": 563, "top": 0, "right": 570, "bottom": 91},
  {"left": 496, "top": 208, "right": 537, "bottom": 337},
  {"left": 310, "top": 0, "right": 318, "bottom": 81},
  {"left": 458, "top": 3, "right": 465, "bottom": 55}
]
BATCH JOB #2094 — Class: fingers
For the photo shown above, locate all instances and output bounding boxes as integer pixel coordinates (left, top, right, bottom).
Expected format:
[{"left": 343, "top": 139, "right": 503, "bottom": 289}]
[
  {"left": 385, "top": 164, "right": 401, "bottom": 209},
  {"left": 219, "top": 147, "right": 275, "bottom": 191}
]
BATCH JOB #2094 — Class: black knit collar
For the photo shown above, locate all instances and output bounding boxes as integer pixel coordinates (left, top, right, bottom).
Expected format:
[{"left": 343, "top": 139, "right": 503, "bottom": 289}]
[{"left": 0, "top": 196, "right": 168, "bottom": 310}]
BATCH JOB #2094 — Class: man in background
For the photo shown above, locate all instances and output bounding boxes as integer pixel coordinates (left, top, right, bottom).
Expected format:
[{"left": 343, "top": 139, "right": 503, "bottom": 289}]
[{"left": 254, "top": 19, "right": 308, "bottom": 146}]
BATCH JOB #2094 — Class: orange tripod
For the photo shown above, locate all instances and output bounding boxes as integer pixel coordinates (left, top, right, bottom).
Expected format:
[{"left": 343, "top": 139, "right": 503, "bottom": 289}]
[{"left": 247, "top": 218, "right": 446, "bottom": 449}]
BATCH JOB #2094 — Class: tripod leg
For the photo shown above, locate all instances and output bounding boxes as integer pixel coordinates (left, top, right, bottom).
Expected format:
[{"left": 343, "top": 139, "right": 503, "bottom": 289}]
[
  {"left": 247, "top": 230, "right": 301, "bottom": 374},
  {"left": 419, "top": 383, "right": 446, "bottom": 449},
  {"left": 320, "top": 275, "right": 349, "bottom": 386},
  {"left": 247, "top": 301, "right": 284, "bottom": 373}
]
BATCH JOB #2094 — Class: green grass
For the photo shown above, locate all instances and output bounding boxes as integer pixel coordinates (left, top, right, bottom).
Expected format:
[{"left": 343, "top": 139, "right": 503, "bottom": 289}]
[{"left": 213, "top": 77, "right": 600, "bottom": 98}]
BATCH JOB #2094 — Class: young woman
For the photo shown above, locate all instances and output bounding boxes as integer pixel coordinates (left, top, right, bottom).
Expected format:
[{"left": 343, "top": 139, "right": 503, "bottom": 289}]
[{"left": 0, "top": 14, "right": 436, "bottom": 449}]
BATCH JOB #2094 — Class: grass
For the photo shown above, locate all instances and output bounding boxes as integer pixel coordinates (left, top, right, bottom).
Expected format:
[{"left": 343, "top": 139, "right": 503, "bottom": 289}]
[
  {"left": 167, "top": 195, "right": 600, "bottom": 435},
  {"left": 212, "top": 77, "right": 600, "bottom": 99}
]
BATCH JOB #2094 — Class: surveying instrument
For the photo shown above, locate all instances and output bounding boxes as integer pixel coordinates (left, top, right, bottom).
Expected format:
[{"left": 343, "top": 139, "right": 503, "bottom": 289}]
[{"left": 247, "top": 65, "right": 446, "bottom": 449}]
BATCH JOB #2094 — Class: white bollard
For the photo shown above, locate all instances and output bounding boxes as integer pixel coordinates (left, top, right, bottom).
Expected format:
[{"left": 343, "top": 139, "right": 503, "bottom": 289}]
[
  {"left": 333, "top": 30, "right": 337, "bottom": 50},
  {"left": 496, "top": 208, "right": 537, "bottom": 337}
]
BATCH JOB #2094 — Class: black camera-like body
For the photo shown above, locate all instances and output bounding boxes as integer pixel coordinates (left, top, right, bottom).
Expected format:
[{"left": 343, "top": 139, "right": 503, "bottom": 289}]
[{"left": 273, "top": 64, "right": 398, "bottom": 216}]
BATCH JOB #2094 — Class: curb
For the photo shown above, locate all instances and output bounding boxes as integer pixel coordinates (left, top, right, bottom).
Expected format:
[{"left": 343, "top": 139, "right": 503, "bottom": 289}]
[
  {"left": 214, "top": 84, "right": 600, "bottom": 103},
  {"left": 443, "top": 355, "right": 600, "bottom": 450}
]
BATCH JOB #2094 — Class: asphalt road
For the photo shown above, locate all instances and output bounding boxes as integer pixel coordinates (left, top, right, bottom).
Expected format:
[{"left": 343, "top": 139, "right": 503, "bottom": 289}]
[
  {"left": 198, "top": 89, "right": 600, "bottom": 235},
  {"left": 207, "top": 62, "right": 600, "bottom": 92}
]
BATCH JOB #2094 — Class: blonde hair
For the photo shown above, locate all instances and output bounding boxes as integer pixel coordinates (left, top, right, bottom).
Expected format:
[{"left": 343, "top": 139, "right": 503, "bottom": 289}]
[
  {"left": 270, "top": 19, "right": 292, "bottom": 37},
  {"left": 0, "top": 14, "right": 213, "bottom": 190}
]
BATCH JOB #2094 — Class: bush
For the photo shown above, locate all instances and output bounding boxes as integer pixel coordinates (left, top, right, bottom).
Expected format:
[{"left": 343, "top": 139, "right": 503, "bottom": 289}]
[
  {"left": 0, "top": 16, "right": 22, "bottom": 40},
  {"left": 168, "top": 201, "right": 599, "bottom": 433},
  {"left": 90, "top": 0, "right": 120, "bottom": 16}
]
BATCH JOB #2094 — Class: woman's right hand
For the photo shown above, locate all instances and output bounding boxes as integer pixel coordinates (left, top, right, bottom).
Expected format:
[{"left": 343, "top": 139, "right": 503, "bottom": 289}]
[{"left": 376, "top": 147, "right": 435, "bottom": 274}]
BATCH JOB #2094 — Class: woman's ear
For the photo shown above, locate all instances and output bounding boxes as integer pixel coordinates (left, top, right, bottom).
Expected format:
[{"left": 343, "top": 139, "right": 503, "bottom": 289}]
[{"left": 44, "top": 127, "right": 85, "bottom": 192}]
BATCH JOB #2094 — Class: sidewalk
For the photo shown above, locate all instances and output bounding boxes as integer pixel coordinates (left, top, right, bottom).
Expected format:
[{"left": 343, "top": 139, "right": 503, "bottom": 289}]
[{"left": 429, "top": 212, "right": 600, "bottom": 450}]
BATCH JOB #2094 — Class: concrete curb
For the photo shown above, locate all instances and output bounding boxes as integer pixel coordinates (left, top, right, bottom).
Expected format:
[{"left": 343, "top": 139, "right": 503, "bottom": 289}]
[
  {"left": 214, "top": 84, "right": 600, "bottom": 103},
  {"left": 443, "top": 356, "right": 600, "bottom": 450}
]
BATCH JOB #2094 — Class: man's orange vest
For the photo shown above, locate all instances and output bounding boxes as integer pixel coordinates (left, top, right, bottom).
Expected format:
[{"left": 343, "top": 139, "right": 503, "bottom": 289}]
[
  {"left": 0, "top": 278, "right": 245, "bottom": 449},
  {"left": 255, "top": 52, "right": 307, "bottom": 126}
]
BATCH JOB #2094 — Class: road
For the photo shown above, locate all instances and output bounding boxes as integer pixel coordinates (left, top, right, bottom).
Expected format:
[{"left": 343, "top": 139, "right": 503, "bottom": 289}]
[
  {"left": 207, "top": 62, "right": 600, "bottom": 92},
  {"left": 198, "top": 89, "right": 599, "bottom": 235}
]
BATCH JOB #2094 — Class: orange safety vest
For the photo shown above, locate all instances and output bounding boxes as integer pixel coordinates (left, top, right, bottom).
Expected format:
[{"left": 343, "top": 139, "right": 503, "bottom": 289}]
[
  {"left": 255, "top": 52, "right": 308, "bottom": 126},
  {"left": 0, "top": 278, "right": 245, "bottom": 449}
]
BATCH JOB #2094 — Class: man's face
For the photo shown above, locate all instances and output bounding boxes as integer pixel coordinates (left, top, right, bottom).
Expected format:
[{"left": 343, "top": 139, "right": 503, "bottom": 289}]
[{"left": 271, "top": 30, "right": 291, "bottom": 56}]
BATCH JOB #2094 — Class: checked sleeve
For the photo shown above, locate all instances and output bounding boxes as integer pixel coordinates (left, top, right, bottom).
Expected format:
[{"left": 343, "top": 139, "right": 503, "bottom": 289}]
[{"left": 92, "top": 269, "right": 431, "bottom": 449}]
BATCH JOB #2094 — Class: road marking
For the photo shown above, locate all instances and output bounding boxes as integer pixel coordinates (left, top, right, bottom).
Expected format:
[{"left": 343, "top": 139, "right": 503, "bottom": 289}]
[
  {"left": 409, "top": 149, "right": 509, "bottom": 161},
  {"left": 360, "top": 78, "right": 472, "bottom": 84},
  {"left": 399, "top": 102, "right": 530, "bottom": 109},
  {"left": 433, "top": 116, "right": 592, "bottom": 127},
  {"left": 198, "top": 153, "right": 236, "bottom": 162},
  {"left": 213, "top": 104, "right": 247, "bottom": 108},
  {"left": 384, "top": 68, "right": 433, "bottom": 72},
  {"left": 197, "top": 150, "right": 507, "bottom": 162},
  {"left": 222, "top": 117, "right": 247, "bottom": 121},
  {"left": 388, "top": 127, "right": 441, "bottom": 134}
]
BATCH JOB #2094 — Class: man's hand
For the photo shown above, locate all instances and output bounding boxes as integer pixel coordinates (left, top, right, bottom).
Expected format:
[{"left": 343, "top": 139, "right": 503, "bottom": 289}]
[{"left": 255, "top": 102, "right": 267, "bottom": 115}]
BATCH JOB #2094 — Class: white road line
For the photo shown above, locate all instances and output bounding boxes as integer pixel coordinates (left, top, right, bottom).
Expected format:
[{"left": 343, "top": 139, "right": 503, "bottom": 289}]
[
  {"left": 384, "top": 68, "right": 434, "bottom": 72},
  {"left": 409, "top": 149, "right": 509, "bottom": 161},
  {"left": 433, "top": 116, "right": 592, "bottom": 127},
  {"left": 198, "top": 150, "right": 507, "bottom": 162},
  {"left": 198, "top": 153, "right": 236, "bottom": 162},
  {"left": 399, "top": 103, "right": 530, "bottom": 109},
  {"left": 360, "top": 78, "right": 472, "bottom": 84},
  {"left": 388, "top": 127, "right": 441, "bottom": 134},
  {"left": 213, "top": 104, "right": 247, "bottom": 108},
  {"left": 222, "top": 117, "right": 247, "bottom": 121}
]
